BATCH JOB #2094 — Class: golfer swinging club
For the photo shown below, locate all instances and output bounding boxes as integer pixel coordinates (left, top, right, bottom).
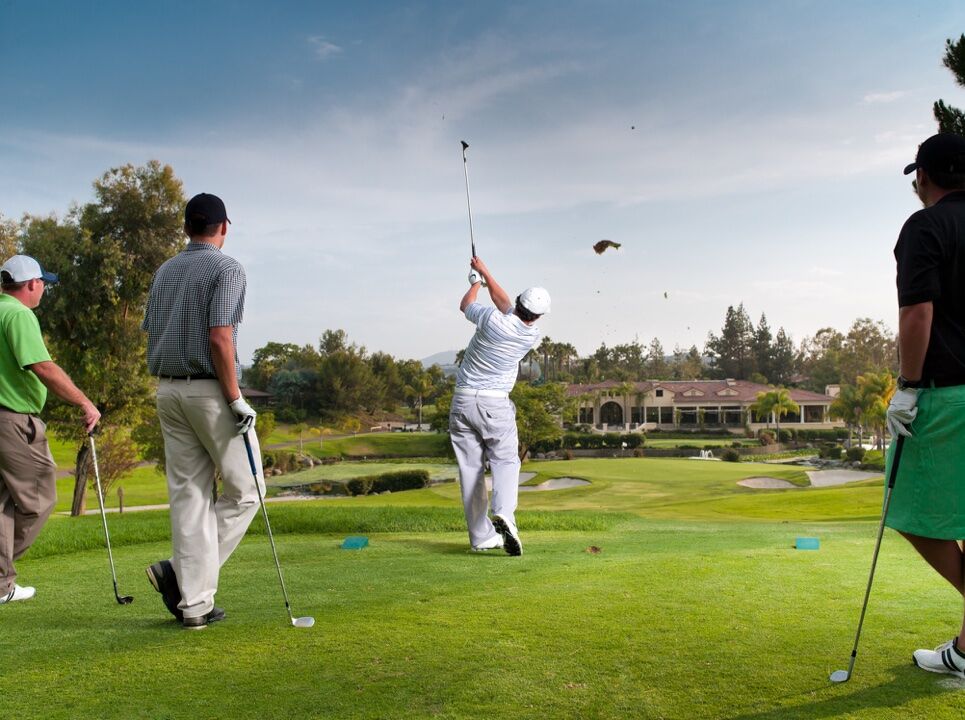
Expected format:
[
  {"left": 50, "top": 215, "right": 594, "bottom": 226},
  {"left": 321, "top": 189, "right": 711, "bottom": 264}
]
[{"left": 450, "top": 256, "right": 549, "bottom": 554}]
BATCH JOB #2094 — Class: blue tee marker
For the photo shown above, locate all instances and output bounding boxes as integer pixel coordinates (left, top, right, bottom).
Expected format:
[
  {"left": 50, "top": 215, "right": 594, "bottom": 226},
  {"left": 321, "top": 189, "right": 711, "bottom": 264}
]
[
  {"left": 795, "top": 537, "right": 820, "bottom": 550},
  {"left": 341, "top": 536, "right": 369, "bottom": 550}
]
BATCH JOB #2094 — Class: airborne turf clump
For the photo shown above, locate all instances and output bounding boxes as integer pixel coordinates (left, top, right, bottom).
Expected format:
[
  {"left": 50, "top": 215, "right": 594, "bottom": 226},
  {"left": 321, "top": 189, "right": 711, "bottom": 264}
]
[{"left": 593, "top": 240, "right": 621, "bottom": 254}]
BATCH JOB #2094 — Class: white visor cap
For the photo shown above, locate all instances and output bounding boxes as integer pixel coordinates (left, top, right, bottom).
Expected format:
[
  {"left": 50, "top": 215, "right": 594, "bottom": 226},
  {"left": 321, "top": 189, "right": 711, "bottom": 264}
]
[{"left": 519, "top": 286, "right": 551, "bottom": 315}]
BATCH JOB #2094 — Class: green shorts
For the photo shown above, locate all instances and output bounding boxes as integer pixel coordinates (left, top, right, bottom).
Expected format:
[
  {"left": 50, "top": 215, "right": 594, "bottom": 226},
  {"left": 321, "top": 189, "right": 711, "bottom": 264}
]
[{"left": 885, "top": 385, "right": 965, "bottom": 540}]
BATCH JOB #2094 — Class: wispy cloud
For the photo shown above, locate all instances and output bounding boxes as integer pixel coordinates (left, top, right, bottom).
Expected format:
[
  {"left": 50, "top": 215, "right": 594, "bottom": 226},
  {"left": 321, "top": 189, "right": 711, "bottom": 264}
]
[
  {"left": 308, "top": 36, "right": 342, "bottom": 60},
  {"left": 862, "top": 90, "right": 907, "bottom": 105}
]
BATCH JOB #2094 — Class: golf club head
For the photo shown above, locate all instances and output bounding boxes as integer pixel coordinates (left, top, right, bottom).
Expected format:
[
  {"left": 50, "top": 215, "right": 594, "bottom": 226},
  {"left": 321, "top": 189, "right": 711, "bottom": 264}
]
[
  {"left": 292, "top": 616, "right": 315, "bottom": 628},
  {"left": 116, "top": 595, "right": 134, "bottom": 605},
  {"left": 829, "top": 670, "right": 850, "bottom": 683},
  {"left": 461, "top": 140, "right": 469, "bottom": 151}
]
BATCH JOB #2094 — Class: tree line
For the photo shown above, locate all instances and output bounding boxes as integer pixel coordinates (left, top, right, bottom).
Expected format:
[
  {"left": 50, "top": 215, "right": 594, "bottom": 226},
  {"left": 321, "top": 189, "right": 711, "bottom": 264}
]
[{"left": 526, "top": 304, "right": 897, "bottom": 393}]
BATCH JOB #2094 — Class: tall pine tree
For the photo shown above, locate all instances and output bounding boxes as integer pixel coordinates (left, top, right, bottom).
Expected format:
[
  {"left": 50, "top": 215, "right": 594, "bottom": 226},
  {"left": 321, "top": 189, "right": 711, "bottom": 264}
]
[{"left": 934, "top": 35, "right": 965, "bottom": 135}]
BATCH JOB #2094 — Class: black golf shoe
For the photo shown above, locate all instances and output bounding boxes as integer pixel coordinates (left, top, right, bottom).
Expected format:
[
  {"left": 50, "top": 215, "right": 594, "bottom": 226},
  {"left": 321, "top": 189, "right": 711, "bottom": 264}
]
[
  {"left": 146, "top": 560, "right": 183, "bottom": 621},
  {"left": 182, "top": 606, "right": 226, "bottom": 631}
]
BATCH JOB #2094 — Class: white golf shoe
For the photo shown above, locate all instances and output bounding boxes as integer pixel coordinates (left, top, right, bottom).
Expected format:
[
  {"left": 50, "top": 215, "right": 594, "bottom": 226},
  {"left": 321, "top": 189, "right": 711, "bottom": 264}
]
[
  {"left": 471, "top": 534, "right": 505, "bottom": 552},
  {"left": 0, "top": 584, "right": 36, "bottom": 604},
  {"left": 913, "top": 638, "right": 965, "bottom": 679},
  {"left": 492, "top": 514, "right": 522, "bottom": 556}
]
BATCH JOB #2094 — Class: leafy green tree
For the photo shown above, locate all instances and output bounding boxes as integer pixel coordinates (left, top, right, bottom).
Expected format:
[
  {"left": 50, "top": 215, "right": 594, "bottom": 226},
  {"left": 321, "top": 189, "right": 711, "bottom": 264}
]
[
  {"left": 21, "top": 161, "right": 185, "bottom": 515},
  {"left": 404, "top": 370, "right": 435, "bottom": 428},
  {"left": 705, "top": 304, "right": 754, "bottom": 379},
  {"left": 670, "top": 345, "right": 705, "bottom": 380},
  {"left": 752, "top": 314, "right": 774, "bottom": 382},
  {"left": 770, "top": 328, "right": 797, "bottom": 385},
  {"left": 750, "top": 391, "right": 776, "bottom": 429},
  {"left": 644, "top": 338, "right": 670, "bottom": 379},
  {"left": 511, "top": 383, "right": 574, "bottom": 461},
  {"left": 0, "top": 214, "right": 19, "bottom": 260}
]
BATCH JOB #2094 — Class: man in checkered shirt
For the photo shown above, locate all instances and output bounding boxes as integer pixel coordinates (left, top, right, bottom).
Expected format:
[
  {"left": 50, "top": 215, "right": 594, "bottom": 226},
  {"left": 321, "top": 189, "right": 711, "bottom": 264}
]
[{"left": 141, "top": 193, "right": 263, "bottom": 630}]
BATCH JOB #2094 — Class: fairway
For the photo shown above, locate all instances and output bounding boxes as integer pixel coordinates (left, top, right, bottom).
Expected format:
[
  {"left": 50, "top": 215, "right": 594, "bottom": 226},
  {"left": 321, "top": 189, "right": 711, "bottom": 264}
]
[{"left": 7, "top": 457, "right": 965, "bottom": 719}]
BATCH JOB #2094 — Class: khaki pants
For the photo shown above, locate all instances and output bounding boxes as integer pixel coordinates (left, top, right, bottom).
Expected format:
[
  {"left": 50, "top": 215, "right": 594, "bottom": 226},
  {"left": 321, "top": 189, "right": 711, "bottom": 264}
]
[
  {"left": 156, "top": 379, "right": 264, "bottom": 619},
  {"left": 449, "top": 394, "right": 521, "bottom": 547},
  {"left": 0, "top": 409, "right": 57, "bottom": 595}
]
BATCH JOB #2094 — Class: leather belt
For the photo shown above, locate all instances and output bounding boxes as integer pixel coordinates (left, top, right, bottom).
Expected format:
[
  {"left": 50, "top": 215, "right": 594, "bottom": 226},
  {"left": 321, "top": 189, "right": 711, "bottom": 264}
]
[{"left": 158, "top": 374, "right": 218, "bottom": 381}]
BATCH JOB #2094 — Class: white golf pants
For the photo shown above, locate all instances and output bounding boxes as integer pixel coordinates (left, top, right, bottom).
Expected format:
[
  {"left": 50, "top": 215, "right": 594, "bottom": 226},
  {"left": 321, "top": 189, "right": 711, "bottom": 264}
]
[
  {"left": 449, "top": 393, "right": 521, "bottom": 547},
  {"left": 156, "top": 378, "right": 264, "bottom": 618}
]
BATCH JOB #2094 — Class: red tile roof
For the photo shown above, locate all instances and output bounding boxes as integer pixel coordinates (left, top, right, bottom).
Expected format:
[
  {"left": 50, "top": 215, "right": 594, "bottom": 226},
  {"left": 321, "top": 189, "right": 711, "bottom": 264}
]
[{"left": 565, "top": 380, "right": 832, "bottom": 404}]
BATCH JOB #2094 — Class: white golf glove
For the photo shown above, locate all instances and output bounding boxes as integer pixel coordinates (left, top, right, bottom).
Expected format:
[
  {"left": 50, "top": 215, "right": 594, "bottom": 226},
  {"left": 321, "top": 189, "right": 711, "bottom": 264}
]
[
  {"left": 468, "top": 269, "right": 482, "bottom": 285},
  {"left": 229, "top": 396, "right": 257, "bottom": 435},
  {"left": 886, "top": 388, "right": 920, "bottom": 438}
]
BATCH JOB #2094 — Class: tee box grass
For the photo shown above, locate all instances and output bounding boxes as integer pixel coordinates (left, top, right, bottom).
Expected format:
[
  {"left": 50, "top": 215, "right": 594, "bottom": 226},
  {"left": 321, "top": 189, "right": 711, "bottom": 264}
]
[{"left": 14, "top": 453, "right": 965, "bottom": 718}]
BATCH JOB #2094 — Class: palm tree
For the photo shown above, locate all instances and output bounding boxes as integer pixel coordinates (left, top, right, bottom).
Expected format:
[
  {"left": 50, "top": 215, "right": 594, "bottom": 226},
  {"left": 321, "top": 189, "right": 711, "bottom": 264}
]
[
  {"left": 750, "top": 392, "right": 776, "bottom": 429},
  {"left": 770, "top": 388, "right": 800, "bottom": 438},
  {"left": 830, "top": 383, "right": 863, "bottom": 447}
]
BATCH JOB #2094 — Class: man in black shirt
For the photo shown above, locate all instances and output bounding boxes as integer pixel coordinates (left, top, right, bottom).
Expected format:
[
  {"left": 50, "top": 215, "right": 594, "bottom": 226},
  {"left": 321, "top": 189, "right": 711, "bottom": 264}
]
[{"left": 887, "top": 132, "right": 965, "bottom": 678}]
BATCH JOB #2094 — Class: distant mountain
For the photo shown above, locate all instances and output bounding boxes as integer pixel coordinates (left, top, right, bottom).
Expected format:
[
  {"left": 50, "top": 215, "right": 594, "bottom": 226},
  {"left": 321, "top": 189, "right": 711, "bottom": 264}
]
[{"left": 421, "top": 350, "right": 458, "bottom": 369}]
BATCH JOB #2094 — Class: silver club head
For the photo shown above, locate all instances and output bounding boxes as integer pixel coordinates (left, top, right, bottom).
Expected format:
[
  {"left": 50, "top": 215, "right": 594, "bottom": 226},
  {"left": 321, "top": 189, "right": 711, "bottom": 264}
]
[
  {"left": 829, "top": 670, "right": 850, "bottom": 683},
  {"left": 292, "top": 616, "right": 315, "bottom": 628}
]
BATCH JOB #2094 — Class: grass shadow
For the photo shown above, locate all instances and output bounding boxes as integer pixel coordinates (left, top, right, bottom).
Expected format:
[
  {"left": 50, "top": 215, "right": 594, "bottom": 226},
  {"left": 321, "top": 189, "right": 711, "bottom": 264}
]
[{"left": 723, "top": 665, "right": 953, "bottom": 720}]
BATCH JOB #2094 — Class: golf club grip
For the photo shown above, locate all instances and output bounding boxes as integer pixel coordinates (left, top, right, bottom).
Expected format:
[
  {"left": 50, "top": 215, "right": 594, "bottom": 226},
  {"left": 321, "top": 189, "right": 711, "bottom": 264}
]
[
  {"left": 887, "top": 434, "right": 905, "bottom": 489},
  {"left": 242, "top": 431, "right": 258, "bottom": 476}
]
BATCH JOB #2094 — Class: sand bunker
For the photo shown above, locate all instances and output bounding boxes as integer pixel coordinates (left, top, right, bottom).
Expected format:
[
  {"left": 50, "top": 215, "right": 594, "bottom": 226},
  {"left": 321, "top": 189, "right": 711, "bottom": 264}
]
[
  {"left": 738, "top": 477, "right": 797, "bottom": 489},
  {"left": 739, "top": 468, "right": 882, "bottom": 490},
  {"left": 483, "top": 472, "right": 590, "bottom": 492},
  {"left": 519, "top": 478, "right": 590, "bottom": 492}
]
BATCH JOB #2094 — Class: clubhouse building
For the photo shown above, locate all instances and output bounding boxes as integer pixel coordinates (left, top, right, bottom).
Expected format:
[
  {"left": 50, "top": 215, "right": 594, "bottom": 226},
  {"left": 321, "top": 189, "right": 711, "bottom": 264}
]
[{"left": 567, "top": 379, "right": 841, "bottom": 433}]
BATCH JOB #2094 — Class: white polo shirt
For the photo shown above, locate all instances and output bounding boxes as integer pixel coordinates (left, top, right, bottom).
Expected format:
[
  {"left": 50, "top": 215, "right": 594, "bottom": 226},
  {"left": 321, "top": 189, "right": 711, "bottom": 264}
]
[{"left": 456, "top": 303, "right": 540, "bottom": 393}]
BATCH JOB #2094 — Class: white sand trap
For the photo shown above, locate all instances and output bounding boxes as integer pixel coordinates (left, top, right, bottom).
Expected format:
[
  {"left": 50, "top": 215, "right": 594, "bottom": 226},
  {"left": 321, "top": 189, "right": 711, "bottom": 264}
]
[
  {"left": 483, "top": 473, "right": 589, "bottom": 492},
  {"left": 806, "top": 469, "right": 880, "bottom": 487},
  {"left": 738, "top": 477, "right": 797, "bottom": 489},
  {"left": 739, "top": 468, "right": 882, "bottom": 491},
  {"left": 520, "top": 478, "right": 590, "bottom": 492}
]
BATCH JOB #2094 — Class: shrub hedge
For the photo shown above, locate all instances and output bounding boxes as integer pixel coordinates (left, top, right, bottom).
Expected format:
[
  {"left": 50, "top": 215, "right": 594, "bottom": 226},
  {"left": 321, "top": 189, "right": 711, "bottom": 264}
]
[{"left": 346, "top": 469, "right": 430, "bottom": 496}]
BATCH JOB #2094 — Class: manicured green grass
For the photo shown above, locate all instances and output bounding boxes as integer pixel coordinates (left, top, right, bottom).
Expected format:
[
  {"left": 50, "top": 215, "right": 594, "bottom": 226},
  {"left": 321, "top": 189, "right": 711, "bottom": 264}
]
[
  {"left": 307, "top": 431, "right": 452, "bottom": 459},
  {"left": 7, "top": 504, "right": 965, "bottom": 719},
  {"left": 54, "top": 465, "right": 169, "bottom": 513},
  {"left": 18, "top": 454, "right": 965, "bottom": 719}
]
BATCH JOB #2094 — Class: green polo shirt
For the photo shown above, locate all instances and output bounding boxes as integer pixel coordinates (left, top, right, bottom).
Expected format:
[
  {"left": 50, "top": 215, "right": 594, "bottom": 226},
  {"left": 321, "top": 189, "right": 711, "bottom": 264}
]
[{"left": 0, "top": 294, "right": 51, "bottom": 414}]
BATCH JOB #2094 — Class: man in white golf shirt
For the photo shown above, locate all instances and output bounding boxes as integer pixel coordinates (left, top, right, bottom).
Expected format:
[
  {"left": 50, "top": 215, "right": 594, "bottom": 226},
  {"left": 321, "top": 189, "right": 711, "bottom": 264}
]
[{"left": 450, "top": 257, "right": 550, "bottom": 555}]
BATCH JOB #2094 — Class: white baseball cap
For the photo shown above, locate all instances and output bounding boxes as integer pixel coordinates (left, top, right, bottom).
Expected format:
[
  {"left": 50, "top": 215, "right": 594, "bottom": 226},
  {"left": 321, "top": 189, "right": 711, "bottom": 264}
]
[
  {"left": 519, "top": 286, "right": 551, "bottom": 315},
  {"left": 1, "top": 255, "right": 59, "bottom": 284}
]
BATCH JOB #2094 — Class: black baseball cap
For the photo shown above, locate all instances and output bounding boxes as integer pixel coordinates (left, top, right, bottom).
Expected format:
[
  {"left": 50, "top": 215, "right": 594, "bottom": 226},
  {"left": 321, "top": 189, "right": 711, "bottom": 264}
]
[
  {"left": 903, "top": 133, "right": 965, "bottom": 175},
  {"left": 184, "top": 193, "right": 231, "bottom": 225}
]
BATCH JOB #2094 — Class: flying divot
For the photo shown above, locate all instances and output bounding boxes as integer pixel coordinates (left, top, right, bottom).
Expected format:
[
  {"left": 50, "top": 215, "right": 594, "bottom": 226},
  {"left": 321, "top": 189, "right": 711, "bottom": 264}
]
[{"left": 593, "top": 240, "right": 621, "bottom": 254}]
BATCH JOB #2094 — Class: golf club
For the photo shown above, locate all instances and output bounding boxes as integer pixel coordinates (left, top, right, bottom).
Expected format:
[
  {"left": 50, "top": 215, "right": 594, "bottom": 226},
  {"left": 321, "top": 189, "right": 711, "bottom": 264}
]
[
  {"left": 243, "top": 431, "right": 315, "bottom": 629},
  {"left": 460, "top": 140, "right": 486, "bottom": 287},
  {"left": 88, "top": 432, "right": 134, "bottom": 605},
  {"left": 830, "top": 433, "right": 906, "bottom": 683}
]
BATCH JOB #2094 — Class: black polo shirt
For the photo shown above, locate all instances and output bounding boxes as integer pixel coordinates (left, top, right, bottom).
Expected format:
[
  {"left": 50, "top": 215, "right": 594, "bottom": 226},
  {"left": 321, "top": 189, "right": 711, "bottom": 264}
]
[{"left": 894, "top": 191, "right": 965, "bottom": 383}]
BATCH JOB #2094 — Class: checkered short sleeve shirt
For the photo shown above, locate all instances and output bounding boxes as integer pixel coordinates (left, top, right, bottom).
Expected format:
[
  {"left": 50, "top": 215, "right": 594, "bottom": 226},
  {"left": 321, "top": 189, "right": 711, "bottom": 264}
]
[{"left": 142, "top": 242, "right": 246, "bottom": 379}]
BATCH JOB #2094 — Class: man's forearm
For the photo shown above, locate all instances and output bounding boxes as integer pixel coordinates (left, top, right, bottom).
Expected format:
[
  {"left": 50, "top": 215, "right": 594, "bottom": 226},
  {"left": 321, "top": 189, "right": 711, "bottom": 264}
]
[
  {"left": 481, "top": 273, "right": 512, "bottom": 313},
  {"left": 29, "top": 361, "right": 93, "bottom": 407},
  {"left": 460, "top": 283, "right": 481, "bottom": 312},
  {"left": 210, "top": 329, "right": 241, "bottom": 402},
  {"left": 898, "top": 302, "right": 933, "bottom": 380}
]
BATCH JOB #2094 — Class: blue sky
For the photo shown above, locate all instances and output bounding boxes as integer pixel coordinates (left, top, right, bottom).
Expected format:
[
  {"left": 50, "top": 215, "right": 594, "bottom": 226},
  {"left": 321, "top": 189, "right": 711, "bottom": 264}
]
[{"left": 2, "top": 1, "right": 964, "bottom": 364}]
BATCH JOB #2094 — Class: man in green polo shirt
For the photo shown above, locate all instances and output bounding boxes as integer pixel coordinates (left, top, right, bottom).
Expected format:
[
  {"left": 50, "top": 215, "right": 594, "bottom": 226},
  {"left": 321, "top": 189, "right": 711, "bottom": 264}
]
[{"left": 0, "top": 255, "right": 100, "bottom": 605}]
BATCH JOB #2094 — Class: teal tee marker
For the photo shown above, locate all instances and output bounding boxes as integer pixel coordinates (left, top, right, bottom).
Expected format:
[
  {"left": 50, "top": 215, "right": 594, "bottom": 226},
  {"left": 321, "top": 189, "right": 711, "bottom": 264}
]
[
  {"left": 341, "top": 536, "right": 369, "bottom": 550},
  {"left": 795, "top": 537, "right": 820, "bottom": 550}
]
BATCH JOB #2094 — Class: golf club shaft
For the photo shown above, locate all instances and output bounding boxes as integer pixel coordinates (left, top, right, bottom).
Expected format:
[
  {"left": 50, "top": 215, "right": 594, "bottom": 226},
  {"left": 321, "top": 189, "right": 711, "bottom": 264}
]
[
  {"left": 461, "top": 142, "right": 476, "bottom": 258},
  {"left": 843, "top": 433, "right": 906, "bottom": 677},
  {"left": 89, "top": 434, "right": 124, "bottom": 601},
  {"left": 243, "top": 431, "right": 295, "bottom": 623}
]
